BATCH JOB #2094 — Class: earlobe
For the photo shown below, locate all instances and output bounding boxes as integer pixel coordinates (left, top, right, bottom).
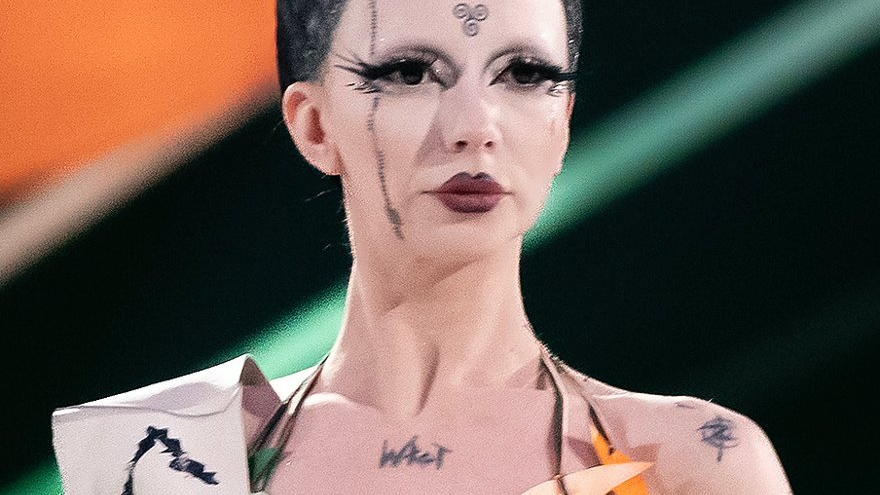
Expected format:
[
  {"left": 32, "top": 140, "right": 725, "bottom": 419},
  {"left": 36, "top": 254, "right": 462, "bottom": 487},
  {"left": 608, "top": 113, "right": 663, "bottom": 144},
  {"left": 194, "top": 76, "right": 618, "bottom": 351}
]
[{"left": 281, "top": 82, "right": 340, "bottom": 176}]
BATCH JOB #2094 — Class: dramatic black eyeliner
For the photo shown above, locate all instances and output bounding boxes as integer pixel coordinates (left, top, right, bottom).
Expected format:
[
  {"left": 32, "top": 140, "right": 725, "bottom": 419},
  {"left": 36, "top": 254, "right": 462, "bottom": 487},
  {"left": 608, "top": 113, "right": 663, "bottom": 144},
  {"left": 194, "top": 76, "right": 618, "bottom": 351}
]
[
  {"left": 334, "top": 51, "right": 573, "bottom": 95},
  {"left": 334, "top": 52, "right": 442, "bottom": 92},
  {"left": 491, "top": 57, "right": 577, "bottom": 86}
]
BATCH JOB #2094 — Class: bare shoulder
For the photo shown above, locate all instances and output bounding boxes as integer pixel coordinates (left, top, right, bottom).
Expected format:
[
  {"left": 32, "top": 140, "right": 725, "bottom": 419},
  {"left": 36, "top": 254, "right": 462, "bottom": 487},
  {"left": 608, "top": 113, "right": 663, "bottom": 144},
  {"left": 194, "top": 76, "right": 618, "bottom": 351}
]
[{"left": 588, "top": 388, "right": 792, "bottom": 494}]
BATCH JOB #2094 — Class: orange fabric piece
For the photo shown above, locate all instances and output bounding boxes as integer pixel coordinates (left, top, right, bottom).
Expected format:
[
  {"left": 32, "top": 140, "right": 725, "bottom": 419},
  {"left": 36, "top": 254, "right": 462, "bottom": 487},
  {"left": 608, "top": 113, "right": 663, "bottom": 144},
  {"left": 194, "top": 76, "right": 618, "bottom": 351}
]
[{"left": 591, "top": 425, "right": 649, "bottom": 495}]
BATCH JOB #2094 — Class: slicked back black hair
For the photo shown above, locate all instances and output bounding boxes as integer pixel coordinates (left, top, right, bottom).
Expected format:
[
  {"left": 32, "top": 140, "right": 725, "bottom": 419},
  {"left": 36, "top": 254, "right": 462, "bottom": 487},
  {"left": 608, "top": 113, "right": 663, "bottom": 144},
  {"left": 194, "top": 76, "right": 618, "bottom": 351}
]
[{"left": 276, "top": 0, "right": 583, "bottom": 92}]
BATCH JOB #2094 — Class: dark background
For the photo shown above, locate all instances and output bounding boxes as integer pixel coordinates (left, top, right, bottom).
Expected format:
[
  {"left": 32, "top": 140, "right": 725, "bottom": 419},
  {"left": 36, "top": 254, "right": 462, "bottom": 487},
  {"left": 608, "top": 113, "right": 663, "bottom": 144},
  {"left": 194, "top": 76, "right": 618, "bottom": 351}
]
[{"left": 2, "top": 0, "right": 878, "bottom": 492}]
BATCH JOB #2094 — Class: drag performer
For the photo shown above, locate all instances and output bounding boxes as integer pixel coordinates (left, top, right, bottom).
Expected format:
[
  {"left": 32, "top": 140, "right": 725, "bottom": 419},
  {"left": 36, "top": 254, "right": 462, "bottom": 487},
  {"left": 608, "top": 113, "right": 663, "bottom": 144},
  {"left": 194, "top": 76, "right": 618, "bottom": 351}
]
[{"left": 53, "top": 0, "right": 792, "bottom": 493}]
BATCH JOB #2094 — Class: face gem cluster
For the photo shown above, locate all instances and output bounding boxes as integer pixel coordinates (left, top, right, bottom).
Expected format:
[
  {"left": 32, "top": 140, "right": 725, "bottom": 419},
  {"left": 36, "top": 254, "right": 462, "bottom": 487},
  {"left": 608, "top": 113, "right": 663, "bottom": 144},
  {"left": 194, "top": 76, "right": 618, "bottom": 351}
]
[{"left": 453, "top": 3, "right": 489, "bottom": 36}]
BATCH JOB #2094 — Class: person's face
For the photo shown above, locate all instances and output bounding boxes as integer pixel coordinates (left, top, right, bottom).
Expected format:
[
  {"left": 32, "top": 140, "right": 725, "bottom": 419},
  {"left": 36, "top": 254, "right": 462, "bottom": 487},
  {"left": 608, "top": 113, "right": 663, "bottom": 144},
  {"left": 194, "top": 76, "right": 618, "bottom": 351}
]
[{"left": 308, "top": 0, "right": 572, "bottom": 264}]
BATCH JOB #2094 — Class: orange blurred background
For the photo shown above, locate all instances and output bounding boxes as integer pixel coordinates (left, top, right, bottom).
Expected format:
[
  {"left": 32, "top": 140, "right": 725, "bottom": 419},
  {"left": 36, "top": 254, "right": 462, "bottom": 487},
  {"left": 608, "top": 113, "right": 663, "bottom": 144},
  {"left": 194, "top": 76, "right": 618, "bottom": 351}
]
[{"left": 0, "top": 0, "right": 277, "bottom": 203}]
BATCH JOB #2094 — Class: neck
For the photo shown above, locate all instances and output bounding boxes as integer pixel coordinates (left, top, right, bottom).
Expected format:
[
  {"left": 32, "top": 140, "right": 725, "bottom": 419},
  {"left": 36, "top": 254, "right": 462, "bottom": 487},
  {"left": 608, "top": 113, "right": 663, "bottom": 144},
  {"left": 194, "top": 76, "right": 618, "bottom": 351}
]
[{"left": 317, "top": 237, "right": 542, "bottom": 422}]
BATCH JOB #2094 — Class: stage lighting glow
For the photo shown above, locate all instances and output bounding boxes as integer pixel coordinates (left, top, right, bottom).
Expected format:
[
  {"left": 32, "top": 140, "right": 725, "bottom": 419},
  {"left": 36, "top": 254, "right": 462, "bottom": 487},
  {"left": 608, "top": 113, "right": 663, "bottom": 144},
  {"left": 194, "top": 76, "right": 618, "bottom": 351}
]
[
  {"left": 0, "top": 461, "right": 61, "bottom": 495},
  {"left": 209, "top": 280, "right": 347, "bottom": 378},
  {"left": 523, "top": 0, "right": 880, "bottom": 253}
]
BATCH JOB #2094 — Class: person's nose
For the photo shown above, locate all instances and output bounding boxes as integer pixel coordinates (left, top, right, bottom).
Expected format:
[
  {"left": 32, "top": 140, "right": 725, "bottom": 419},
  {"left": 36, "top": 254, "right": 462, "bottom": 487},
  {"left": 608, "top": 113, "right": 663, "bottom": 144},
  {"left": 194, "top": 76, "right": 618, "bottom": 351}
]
[{"left": 439, "top": 82, "right": 502, "bottom": 154}]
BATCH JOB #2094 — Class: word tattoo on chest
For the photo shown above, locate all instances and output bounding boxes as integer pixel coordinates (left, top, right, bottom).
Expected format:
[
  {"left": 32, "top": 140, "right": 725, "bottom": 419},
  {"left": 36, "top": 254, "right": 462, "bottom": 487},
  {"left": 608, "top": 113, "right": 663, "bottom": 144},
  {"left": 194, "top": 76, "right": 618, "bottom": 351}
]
[
  {"left": 379, "top": 435, "right": 453, "bottom": 470},
  {"left": 698, "top": 416, "right": 739, "bottom": 462}
]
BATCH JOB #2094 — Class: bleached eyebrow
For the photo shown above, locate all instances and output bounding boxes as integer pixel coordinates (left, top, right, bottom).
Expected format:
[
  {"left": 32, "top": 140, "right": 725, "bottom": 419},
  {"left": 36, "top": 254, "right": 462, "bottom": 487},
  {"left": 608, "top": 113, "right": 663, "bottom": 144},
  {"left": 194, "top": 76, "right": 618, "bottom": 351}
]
[
  {"left": 354, "top": 39, "right": 566, "bottom": 76},
  {"left": 483, "top": 42, "right": 567, "bottom": 71},
  {"left": 370, "top": 43, "right": 458, "bottom": 71}
]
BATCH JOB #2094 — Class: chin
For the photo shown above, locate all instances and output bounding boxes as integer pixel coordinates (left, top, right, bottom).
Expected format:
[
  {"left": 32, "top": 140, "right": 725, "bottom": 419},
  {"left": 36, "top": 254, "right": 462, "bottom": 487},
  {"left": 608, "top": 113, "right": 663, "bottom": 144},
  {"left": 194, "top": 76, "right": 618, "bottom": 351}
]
[{"left": 409, "top": 221, "right": 521, "bottom": 262}]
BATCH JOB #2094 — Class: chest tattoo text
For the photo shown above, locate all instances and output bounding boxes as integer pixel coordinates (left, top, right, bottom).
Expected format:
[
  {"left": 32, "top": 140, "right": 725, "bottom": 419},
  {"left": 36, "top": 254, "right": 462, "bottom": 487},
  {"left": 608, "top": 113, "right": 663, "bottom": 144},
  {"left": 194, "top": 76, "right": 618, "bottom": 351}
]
[{"left": 379, "top": 435, "right": 453, "bottom": 470}]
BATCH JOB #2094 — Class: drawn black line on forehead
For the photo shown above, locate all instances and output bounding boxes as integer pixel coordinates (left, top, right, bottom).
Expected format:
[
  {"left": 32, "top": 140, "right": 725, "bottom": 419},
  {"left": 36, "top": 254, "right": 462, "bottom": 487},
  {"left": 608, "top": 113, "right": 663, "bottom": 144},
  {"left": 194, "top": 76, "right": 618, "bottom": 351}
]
[{"left": 369, "top": 0, "right": 378, "bottom": 56}]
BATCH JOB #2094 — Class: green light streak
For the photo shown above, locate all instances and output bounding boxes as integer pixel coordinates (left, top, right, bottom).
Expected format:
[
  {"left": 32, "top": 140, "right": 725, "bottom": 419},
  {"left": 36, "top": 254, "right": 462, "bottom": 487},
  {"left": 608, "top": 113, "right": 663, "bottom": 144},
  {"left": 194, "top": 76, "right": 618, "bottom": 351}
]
[
  {"left": 0, "top": 461, "right": 60, "bottom": 495},
  {"left": 523, "top": 0, "right": 880, "bottom": 253},
  {"left": 209, "top": 279, "right": 347, "bottom": 378},
  {"left": 5, "top": 0, "right": 878, "bottom": 493}
]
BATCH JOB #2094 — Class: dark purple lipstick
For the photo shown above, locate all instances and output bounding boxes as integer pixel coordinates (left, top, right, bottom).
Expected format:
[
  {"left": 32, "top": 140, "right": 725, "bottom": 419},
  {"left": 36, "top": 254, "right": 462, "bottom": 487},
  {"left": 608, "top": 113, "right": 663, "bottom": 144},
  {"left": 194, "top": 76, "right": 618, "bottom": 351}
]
[{"left": 432, "top": 172, "right": 508, "bottom": 213}]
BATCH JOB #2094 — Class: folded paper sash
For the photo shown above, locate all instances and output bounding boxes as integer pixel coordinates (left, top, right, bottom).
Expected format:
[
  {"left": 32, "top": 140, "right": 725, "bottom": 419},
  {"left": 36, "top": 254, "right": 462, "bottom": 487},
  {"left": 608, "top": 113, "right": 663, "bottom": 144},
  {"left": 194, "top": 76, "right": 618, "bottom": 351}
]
[{"left": 52, "top": 355, "right": 280, "bottom": 495}]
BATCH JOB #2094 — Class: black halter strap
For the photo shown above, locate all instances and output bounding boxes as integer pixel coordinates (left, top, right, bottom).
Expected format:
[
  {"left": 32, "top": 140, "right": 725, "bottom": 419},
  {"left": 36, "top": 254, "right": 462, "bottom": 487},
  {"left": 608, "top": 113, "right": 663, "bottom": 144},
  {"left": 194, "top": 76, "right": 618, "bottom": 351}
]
[
  {"left": 248, "top": 352, "right": 329, "bottom": 492},
  {"left": 538, "top": 343, "right": 574, "bottom": 479}
]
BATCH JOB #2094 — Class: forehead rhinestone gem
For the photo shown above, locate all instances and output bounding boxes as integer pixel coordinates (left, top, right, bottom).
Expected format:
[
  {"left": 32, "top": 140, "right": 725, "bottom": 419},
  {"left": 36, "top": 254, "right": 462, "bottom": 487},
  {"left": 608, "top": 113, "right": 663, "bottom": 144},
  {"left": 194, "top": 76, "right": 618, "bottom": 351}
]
[
  {"left": 452, "top": 3, "right": 489, "bottom": 37},
  {"left": 464, "top": 19, "right": 479, "bottom": 36},
  {"left": 472, "top": 4, "right": 488, "bottom": 21}
]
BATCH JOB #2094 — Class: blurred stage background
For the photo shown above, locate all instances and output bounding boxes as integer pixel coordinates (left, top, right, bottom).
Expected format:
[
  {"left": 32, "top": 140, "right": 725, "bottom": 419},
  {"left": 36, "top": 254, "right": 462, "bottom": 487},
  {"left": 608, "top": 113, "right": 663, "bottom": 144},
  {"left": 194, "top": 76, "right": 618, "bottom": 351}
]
[{"left": 1, "top": 0, "right": 878, "bottom": 493}]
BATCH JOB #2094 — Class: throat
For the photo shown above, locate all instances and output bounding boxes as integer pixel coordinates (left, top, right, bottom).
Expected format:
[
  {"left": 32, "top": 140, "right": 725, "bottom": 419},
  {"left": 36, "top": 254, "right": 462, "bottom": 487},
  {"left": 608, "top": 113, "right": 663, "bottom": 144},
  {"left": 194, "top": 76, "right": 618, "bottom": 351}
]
[{"left": 315, "top": 338, "right": 548, "bottom": 426}]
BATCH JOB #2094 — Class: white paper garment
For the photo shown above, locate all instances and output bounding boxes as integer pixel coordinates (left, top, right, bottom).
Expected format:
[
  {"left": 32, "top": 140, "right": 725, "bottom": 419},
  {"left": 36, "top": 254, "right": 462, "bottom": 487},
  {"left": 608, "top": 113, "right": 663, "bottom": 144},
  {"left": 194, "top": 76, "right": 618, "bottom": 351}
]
[{"left": 52, "top": 355, "right": 284, "bottom": 495}]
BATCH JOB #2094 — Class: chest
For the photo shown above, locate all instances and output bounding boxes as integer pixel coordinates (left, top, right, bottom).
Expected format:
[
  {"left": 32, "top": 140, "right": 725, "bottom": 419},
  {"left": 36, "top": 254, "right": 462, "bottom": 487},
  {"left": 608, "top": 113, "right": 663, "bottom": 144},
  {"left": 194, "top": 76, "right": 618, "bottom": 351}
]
[{"left": 265, "top": 388, "right": 582, "bottom": 495}]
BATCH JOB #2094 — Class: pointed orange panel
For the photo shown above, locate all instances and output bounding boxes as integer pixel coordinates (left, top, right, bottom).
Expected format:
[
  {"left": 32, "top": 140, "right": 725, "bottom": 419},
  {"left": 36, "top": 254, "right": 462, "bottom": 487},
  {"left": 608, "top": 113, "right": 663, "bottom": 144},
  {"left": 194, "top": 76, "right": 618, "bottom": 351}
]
[{"left": 591, "top": 426, "right": 650, "bottom": 495}]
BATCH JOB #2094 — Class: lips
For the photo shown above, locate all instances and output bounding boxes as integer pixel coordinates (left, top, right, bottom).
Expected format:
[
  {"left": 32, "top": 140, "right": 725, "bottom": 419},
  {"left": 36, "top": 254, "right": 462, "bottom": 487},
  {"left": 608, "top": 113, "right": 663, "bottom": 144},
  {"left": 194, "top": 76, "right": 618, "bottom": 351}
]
[
  {"left": 435, "top": 172, "right": 506, "bottom": 195},
  {"left": 432, "top": 172, "right": 508, "bottom": 213}
]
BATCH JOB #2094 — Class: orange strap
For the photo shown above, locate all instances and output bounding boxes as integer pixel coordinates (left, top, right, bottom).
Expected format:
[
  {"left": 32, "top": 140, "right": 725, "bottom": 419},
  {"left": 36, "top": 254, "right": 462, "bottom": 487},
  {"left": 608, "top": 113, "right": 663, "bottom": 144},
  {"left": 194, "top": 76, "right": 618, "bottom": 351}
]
[{"left": 590, "top": 425, "right": 649, "bottom": 495}]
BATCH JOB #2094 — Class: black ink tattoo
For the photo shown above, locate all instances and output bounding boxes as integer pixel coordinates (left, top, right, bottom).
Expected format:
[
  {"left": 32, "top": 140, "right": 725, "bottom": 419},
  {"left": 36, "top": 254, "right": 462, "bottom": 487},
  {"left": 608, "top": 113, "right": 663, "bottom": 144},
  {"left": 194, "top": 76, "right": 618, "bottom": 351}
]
[
  {"left": 453, "top": 3, "right": 489, "bottom": 36},
  {"left": 122, "top": 426, "right": 219, "bottom": 495},
  {"left": 698, "top": 416, "right": 739, "bottom": 462},
  {"left": 379, "top": 436, "right": 452, "bottom": 469}
]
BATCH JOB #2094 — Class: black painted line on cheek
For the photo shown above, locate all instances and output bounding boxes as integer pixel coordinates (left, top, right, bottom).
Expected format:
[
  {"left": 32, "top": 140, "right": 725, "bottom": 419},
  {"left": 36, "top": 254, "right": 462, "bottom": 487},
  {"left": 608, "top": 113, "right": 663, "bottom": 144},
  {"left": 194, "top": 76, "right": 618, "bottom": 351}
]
[
  {"left": 367, "top": 95, "right": 405, "bottom": 240},
  {"left": 366, "top": 0, "right": 404, "bottom": 240}
]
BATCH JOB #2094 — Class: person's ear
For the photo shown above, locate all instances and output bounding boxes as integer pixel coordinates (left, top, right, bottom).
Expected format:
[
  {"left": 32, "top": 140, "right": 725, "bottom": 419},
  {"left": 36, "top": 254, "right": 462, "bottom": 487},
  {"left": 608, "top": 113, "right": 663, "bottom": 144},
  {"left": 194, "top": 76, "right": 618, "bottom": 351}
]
[{"left": 281, "top": 81, "right": 340, "bottom": 177}]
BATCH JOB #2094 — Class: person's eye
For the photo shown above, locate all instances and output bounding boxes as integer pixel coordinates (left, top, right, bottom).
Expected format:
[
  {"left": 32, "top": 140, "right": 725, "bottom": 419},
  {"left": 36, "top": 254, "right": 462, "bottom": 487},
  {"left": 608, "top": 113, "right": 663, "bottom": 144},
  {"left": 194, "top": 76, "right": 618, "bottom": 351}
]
[
  {"left": 491, "top": 59, "right": 575, "bottom": 94},
  {"left": 378, "top": 60, "right": 433, "bottom": 85},
  {"left": 347, "top": 56, "right": 446, "bottom": 93}
]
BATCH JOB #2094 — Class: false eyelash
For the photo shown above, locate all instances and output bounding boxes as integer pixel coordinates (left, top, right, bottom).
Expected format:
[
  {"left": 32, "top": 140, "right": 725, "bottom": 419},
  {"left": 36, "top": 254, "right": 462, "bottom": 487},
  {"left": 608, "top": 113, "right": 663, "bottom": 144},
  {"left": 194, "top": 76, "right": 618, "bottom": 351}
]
[
  {"left": 334, "top": 52, "right": 440, "bottom": 93},
  {"left": 551, "top": 69, "right": 578, "bottom": 83},
  {"left": 526, "top": 62, "right": 576, "bottom": 83},
  {"left": 345, "top": 81, "right": 382, "bottom": 94},
  {"left": 493, "top": 59, "right": 576, "bottom": 97},
  {"left": 547, "top": 80, "right": 572, "bottom": 97},
  {"left": 498, "top": 58, "right": 577, "bottom": 84}
]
